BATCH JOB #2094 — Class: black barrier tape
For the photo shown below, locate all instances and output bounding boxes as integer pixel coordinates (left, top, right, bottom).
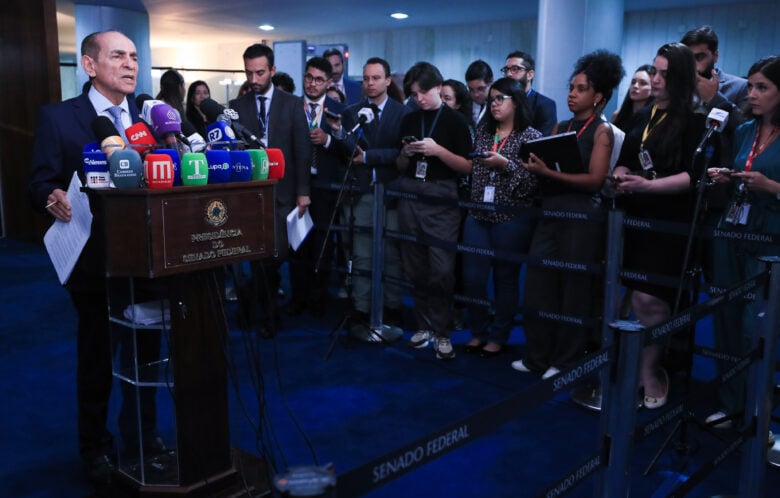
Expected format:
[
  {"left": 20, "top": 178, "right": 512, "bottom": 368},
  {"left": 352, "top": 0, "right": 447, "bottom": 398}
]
[
  {"left": 537, "top": 451, "right": 602, "bottom": 498},
  {"left": 720, "top": 346, "right": 760, "bottom": 385},
  {"left": 665, "top": 428, "right": 750, "bottom": 497},
  {"left": 622, "top": 215, "right": 690, "bottom": 236},
  {"left": 707, "top": 226, "right": 780, "bottom": 245},
  {"left": 636, "top": 402, "right": 686, "bottom": 442},
  {"left": 336, "top": 348, "right": 611, "bottom": 497},
  {"left": 694, "top": 345, "right": 742, "bottom": 364}
]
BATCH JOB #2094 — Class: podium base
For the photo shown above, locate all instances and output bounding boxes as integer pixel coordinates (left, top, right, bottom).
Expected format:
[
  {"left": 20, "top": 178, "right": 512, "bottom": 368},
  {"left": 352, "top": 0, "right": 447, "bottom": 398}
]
[{"left": 106, "top": 448, "right": 270, "bottom": 497}]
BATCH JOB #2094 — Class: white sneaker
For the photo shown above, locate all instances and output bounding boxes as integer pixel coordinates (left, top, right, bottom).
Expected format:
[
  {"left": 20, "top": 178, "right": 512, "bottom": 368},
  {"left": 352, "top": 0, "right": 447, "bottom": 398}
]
[
  {"left": 408, "top": 330, "right": 433, "bottom": 349},
  {"left": 542, "top": 367, "right": 561, "bottom": 380},
  {"left": 434, "top": 336, "right": 455, "bottom": 360},
  {"left": 705, "top": 411, "right": 733, "bottom": 429},
  {"left": 511, "top": 359, "right": 532, "bottom": 373}
]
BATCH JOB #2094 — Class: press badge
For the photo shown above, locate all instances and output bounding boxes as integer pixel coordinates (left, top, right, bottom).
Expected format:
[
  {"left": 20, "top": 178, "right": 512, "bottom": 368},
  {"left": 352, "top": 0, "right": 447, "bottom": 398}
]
[
  {"left": 725, "top": 202, "right": 750, "bottom": 225},
  {"left": 415, "top": 159, "right": 428, "bottom": 179},
  {"left": 639, "top": 149, "right": 654, "bottom": 170},
  {"left": 483, "top": 185, "right": 495, "bottom": 203}
]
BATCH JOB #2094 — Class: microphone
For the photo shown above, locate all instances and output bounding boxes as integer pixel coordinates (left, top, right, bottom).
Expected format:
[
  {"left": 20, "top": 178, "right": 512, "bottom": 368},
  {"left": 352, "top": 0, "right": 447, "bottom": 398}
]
[
  {"left": 229, "top": 150, "right": 253, "bottom": 182},
  {"left": 143, "top": 153, "right": 175, "bottom": 189},
  {"left": 136, "top": 93, "right": 163, "bottom": 125},
  {"left": 206, "top": 121, "right": 239, "bottom": 150},
  {"left": 149, "top": 104, "right": 182, "bottom": 148},
  {"left": 205, "top": 149, "right": 232, "bottom": 183},
  {"left": 91, "top": 116, "right": 125, "bottom": 158},
  {"left": 695, "top": 106, "right": 730, "bottom": 155},
  {"left": 181, "top": 121, "right": 206, "bottom": 152},
  {"left": 125, "top": 121, "right": 156, "bottom": 156},
  {"left": 200, "top": 98, "right": 263, "bottom": 148},
  {"left": 82, "top": 151, "right": 111, "bottom": 189},
  {"left": 349, "top": 107, "right": 375, "bottom": 134},
  {"left": 266, "top": 148, "right": 286, "bottom": 179},
  {"left": 180, "top": 152, "right": 209, "bottom": 185},
  {"left": 108, "top": 149, "right": 143, "bottom": 188},
  {"left": 247, "top": 149, "right": 269, "bottom": 180},
  {"left": 156, "top": 148, "right": 181, "bottom": 185}
]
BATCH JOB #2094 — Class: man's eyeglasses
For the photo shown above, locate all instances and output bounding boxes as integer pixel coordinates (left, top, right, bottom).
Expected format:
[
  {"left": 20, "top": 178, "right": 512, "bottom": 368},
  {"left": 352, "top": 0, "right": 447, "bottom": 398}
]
[
  {"left": 304, "top": 74, "right": 328, "bottom": 85},
  {"left": 500, "top": 65, "right": 528, "bottom": 75},
  {"left": 488, "top": 95, "right": 513, "bottom": 105}
]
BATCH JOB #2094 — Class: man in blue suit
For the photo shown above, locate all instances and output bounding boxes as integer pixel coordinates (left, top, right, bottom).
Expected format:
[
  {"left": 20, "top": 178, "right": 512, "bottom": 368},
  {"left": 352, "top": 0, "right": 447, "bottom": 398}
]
[
  {"left": 324, "top": 48, "right": 363, "bottom": 105},
  {"left": 28, "top": 30, "right": 157, "bottom": 487},
  {"left": 287, "top": 56, "right": 352, "bottom": 315},
  {"left": 503, "top": 50, "right": 557, "bottom": 136},
  {"left": 340, "top": 57, "right": 411, "bottom": 332}
]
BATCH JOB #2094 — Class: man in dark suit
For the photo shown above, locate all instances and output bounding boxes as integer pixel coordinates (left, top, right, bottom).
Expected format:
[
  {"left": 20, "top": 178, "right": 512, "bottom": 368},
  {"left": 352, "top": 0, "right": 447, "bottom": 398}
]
[
  {"left": 340, "top": 57, "right": 411, "bottom": 332},
  {"left": 324, "top": 48, "right": 363, "bottom": 105},
  {"left": 286, "top": 56, "right": 352, "bottom": 315},
  {"left": 503, "top": 50, "right": 557, "bottom": 136},
  {"left": 28, "top": 30, "right": 159, "bottom": 487},
  {"left": 229, "top": 43, "right": 311, "bottom": 333}
]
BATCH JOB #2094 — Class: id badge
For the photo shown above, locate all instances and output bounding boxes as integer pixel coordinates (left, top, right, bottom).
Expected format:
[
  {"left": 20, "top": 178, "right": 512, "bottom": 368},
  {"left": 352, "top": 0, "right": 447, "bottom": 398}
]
[
  {"left": 415, "top": 159, "right": 428, "bottom": 179},
  {"left": 483, "top": 185, "right": 496, "bottom": 203},
  {"left": 725, "top": 202, "right": 751, "bottom": 225},
  {"left": 639, "top": 149, "right": 654, "bottom": 170}
]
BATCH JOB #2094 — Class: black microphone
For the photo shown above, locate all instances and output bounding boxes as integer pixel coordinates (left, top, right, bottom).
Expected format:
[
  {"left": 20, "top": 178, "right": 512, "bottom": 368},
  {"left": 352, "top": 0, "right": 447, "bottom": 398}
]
[
  {"left": 695, "top": 106, "right": 730, "bottom": 155},
  {"left": 199, "top": 98, "right": 263, "bottom": 148},
  {"left": 91, "top": 116, "right": 125, "bottom": 158},
  {"left": 349, "top": 107, "right": 375, "bottom": 134}
]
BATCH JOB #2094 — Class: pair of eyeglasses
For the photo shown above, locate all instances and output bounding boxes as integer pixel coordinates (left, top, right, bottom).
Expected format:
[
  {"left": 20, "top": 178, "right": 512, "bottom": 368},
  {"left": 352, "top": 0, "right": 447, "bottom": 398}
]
[
  {"left": 303, "top": 74, "right": 328, "bottom": 85},
  {"left": 488, "top": 95, "right": 512, "bottom": 104},
  {"left": 500, "top": 65, "right": 528, "bottom": 75}
]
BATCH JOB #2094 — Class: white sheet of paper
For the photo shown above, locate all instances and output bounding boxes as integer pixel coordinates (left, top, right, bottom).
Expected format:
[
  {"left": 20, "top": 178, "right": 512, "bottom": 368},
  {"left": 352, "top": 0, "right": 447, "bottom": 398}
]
[
  {"left": 43, "top": 172, "right": 93, "bottom": 285},
  {"left": 286, "top": 206, "right": 313, "bottom": 251}
]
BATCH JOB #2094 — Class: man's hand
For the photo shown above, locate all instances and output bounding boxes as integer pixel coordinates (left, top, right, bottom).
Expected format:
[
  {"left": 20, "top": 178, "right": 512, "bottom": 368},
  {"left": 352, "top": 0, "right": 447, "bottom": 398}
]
[
  {"left": 296, "top": 195, "right": 311, "bottom": 217},
  {"left": 309, "top": 127, "right": 329, "bottom": 146},
  {"left": 352, "top": 145, "right": 365, "bottom": 164},
  {"left": 696, "top": 69, "right": 719, "bottom": 105},
  {"left": 47, "top": 188, "right": 71, "bottom": 222}
]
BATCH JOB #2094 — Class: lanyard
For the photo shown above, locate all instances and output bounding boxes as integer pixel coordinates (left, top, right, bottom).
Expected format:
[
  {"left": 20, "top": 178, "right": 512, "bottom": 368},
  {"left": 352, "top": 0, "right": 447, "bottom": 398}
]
[
  {"left": 566, "top": 113, "right": 597, "bottom": 139},
  {"left": 745, "top": 122, "right": 778, "bottom": 172},
  {"left": 304, "top": 100, "right": 322, "bottom": 131},
  {"left": 420, "top": 104, "right": 444, "bottom": 139},
  {"left": 641, "top": 105, "right": 667, "bottom": 147},
  {"left": 492, "top": 131, "right": 512, "bottom": 153}
]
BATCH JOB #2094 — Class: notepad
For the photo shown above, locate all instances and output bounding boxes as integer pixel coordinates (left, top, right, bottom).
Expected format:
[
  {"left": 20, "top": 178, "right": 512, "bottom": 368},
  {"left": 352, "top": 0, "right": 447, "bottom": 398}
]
[{"left": 520, "top": 131, "right": 584, "bottom": 174}]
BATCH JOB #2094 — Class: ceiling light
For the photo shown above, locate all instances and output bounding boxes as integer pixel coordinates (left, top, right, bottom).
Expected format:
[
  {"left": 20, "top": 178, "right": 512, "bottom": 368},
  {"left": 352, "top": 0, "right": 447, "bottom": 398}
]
[
  {"left": 390, "top": 12, "right": 408, "bottom": 20},
  {"left": 258, "top": 24, "right": 275, "bottom": 31}
]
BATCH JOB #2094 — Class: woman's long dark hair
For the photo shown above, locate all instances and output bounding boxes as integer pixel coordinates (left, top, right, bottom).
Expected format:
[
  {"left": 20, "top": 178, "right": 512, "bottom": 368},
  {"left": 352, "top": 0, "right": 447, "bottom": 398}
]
[
  {"left": 185, "top": 80, "right": 210, "bottom": 131},
  {"left": 442, "top": 79, "right": 474, "bottom": 129},
  {"left": 613, "top": 64, "right": 654, "bottom": 131},
  {"left": 156, "top": 69, "right": 185, "bottom": 117},
  {"left": 745, "top": 55, "right": 780, "bottom": 127},
  {"left": 481, "top": 77, "right": 531, "bottom": 135}
]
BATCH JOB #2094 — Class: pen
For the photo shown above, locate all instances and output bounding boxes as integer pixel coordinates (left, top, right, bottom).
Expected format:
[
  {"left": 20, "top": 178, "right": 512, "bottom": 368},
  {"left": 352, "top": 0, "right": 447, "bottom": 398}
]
[{"left": 45, "top": 200, "right": 58, "bottom": 209}]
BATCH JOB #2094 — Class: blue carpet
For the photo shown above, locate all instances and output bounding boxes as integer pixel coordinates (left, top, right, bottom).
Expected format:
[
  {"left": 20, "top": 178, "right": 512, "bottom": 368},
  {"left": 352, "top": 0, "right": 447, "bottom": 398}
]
[{"left": 1, "top": 237, "right": 777, "bottom": 497}]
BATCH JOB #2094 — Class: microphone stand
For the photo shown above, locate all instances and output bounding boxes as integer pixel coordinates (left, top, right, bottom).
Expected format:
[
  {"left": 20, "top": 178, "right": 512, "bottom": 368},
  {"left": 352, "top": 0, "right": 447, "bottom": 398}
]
[
  {"left": 644, "top": 138, "right": 726, "bottom": 476},
  {"left": 319, "top": 125, "right": 394, "bottom": 360}
]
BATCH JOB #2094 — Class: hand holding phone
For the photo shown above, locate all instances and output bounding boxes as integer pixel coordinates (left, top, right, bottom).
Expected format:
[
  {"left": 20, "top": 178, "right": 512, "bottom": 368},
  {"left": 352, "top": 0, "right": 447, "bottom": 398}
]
[
  {"left": 402, "top": 136, "right": 419, "bottom": 144},
  {"left": 468, "top": 151, "right": 489, "bottom": 159},
  {"left": 323, "top": 108, "right": 341, "bottom": 120}
]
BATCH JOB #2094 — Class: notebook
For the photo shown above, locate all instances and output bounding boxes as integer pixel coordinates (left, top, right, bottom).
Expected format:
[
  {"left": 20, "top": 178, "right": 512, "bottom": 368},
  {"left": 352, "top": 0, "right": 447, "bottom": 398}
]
[{"left": 520, "top": 131, "right": 584, "bottom": 174}]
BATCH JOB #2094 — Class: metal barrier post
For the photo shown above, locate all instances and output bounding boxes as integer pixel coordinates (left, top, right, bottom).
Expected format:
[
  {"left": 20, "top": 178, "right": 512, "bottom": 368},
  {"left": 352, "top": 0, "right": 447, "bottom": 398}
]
[
  {"left": 369, "top": 182, "right": 386, "bottom": 330},
  {"left": 739, "top": 257, "right": 780, "bottom": 497}
]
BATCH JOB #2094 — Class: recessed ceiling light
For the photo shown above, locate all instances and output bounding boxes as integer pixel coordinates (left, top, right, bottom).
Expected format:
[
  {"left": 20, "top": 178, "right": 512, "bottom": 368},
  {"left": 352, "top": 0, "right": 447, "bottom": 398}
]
[
  {"left": 258, "top": 24, "right": 275, "bottom": 31},
  {"left": 390, "top": 12, "right": 408, "bottom": 20}
]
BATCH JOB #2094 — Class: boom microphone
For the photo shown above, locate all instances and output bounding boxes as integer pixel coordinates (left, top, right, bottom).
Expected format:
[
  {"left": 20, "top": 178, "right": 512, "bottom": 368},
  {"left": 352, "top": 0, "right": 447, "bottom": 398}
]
[
  {"left": 695, "top": 106, "right": 730, "bottom": 155},
  {"left": 349, "top": 107, "right": 375, "bottom": 134},
  {"left": 181, "top": 121, "right": 206, "bottom": 152}
]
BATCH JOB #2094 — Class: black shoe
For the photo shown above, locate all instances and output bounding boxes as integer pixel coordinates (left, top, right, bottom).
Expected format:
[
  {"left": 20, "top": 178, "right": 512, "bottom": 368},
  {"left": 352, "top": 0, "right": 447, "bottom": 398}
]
[
  {"left": 83, "top": 452, "right": 114, "bottom": 487},
  {"left": 349, "top": 309, "right": 370, "bottom": 328},
  {"left": 479, "top": 345, "right": 505, "bottom": 358},
  {"left": 463, "top": 341, "right": 485, "bottom": 354}
]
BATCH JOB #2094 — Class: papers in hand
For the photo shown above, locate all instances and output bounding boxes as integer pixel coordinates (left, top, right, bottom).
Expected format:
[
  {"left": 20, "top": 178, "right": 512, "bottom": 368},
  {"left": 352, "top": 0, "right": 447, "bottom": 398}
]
[
  {"left": 286, "top": 207, "right": 313, "bottom": 251},
  {"left": 43, "top": 171, "right": 92, "bottom": 285}
]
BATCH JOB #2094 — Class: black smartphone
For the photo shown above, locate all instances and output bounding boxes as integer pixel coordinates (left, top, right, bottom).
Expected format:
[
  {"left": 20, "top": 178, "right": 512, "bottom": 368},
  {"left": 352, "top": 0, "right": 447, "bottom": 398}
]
[
  {"left": 468, "top": 151, "right": 488, "bottom": 159},
  {"left": 323, "top": 108, "right": 341, "bottom": 120},
  {"left": 402, "top": 136, "right": 419, "bottom": 144},
  {"left": 717, "top": 168, "right": 734, "bottom": 175}
]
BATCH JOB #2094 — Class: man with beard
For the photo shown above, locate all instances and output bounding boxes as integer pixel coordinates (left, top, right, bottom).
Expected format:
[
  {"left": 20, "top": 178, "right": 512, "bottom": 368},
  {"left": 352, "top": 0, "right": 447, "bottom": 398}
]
[{"left": 502, "top": 50, "right": 557, "bottom": 136}]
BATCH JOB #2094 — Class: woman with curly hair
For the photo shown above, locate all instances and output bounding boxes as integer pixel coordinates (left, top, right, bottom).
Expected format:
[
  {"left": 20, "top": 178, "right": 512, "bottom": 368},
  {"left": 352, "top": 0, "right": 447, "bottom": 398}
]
[{"left": 513, "top": 50, "right": 624, "bottom": 379}]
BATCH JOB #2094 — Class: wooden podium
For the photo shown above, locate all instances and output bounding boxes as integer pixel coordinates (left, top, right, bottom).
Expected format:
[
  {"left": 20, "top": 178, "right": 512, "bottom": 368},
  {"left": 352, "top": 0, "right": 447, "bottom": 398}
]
[{"left": 88, "top": 181, "right": 275, "bottom": 496}]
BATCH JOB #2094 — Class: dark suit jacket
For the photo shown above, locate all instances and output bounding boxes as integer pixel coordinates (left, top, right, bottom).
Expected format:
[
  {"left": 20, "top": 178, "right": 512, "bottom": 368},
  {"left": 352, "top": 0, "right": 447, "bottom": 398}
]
[
  {"left": 29, "top": 92, "right": 141, "bottom": 290},
  {"left": 527, "top": 89, "right": 557, "bottom": 137},
  {"left": 229, "top": 87, "right": 312, "bottom": 207},
  {"left": 343, "top": 97, "right": 411, "bottom": 190},
  {"left": 342, "top": 78, "right": 363, "bottom": 106}
]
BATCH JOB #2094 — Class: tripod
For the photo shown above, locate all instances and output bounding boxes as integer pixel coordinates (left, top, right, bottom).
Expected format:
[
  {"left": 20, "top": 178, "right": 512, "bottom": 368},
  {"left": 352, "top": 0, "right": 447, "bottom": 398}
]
[{"left": 644, "top": 141, "right": 725, "bottom": 475}]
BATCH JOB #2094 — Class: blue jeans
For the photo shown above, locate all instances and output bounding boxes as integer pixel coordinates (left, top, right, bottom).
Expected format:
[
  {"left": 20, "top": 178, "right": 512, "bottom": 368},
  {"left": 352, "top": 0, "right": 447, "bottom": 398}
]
[{"left": 462, "top": 213, "right": 535, "bottom": 345}]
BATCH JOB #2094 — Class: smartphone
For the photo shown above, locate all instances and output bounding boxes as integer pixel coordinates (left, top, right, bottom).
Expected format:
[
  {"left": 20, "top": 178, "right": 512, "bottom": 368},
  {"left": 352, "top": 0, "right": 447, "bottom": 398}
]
[
  {"left": 402, "top": 136, "right": 419, "bottom": 144},
  {"left": 717, "top": 168, "right": 733, "bottom": 175},
  {"left": 606, "top": 175, "right": 621, "bottom": 183},
  {"left": 323, "top": 108, "right": 341, "bottom": 120},
  {"left": 468, "top": 151, "right": 488, "bottom": 159}
]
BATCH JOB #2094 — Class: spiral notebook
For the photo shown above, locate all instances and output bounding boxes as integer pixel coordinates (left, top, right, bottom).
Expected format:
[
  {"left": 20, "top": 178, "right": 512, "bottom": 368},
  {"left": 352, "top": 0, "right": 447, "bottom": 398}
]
[{"left": 520, "top": 131, "right": 583, "bottom": 174}]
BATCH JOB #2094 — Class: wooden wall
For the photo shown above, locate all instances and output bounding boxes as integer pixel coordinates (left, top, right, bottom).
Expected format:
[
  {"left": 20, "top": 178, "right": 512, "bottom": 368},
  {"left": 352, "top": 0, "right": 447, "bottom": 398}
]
[{"left": 0, "top": 0, "right": 60, "bottom": 241}]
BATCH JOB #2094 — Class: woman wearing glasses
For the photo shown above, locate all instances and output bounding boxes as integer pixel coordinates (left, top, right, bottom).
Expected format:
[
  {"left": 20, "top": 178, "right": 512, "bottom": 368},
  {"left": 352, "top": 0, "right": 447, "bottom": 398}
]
[
  {"left": 612, "top": 43, "right": 706, "bottom": 409},
  {"left": 512, "top": 50, "right": 623, "bottom": 379},
  {"left": 462, "top": 78, "right": 542, "bottom": 357}
]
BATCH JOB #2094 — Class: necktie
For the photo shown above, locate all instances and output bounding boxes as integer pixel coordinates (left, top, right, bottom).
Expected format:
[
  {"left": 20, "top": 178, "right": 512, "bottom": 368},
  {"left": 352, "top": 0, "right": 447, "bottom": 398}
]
[
  {"left": 107, "top": 105, "right": 126, "bottom": 141},
  {"left": 308, "top": 102, "right": 319, "bottom": 175},
  {"left": 257, "top": 95, "right": 267, "bottom": 137}
]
